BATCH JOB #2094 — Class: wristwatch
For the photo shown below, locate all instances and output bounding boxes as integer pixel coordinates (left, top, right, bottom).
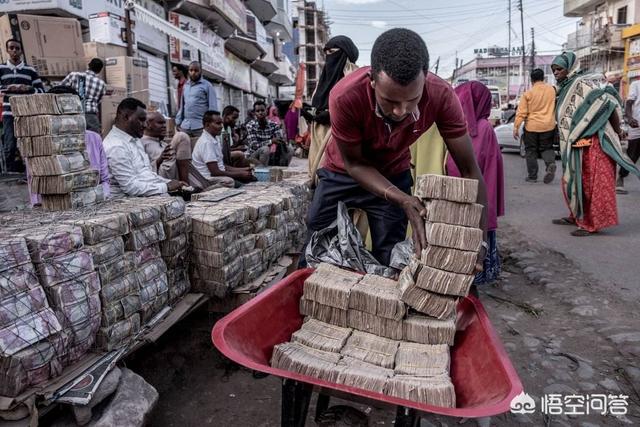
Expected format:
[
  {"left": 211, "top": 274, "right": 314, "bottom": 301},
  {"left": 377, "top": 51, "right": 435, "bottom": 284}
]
[{"left": 480, "top": 241, "right": 489, "bottom": 251}]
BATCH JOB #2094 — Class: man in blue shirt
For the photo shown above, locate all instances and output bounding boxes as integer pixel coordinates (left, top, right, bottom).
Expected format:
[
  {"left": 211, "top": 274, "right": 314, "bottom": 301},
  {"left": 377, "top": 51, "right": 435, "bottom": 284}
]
[{"left": 176, "top": 61, "right": 218, "bottom": 140}]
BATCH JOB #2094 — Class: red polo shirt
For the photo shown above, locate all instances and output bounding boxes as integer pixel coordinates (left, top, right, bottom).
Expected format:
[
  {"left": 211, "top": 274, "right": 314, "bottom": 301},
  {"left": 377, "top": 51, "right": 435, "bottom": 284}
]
[{"left": 323, "top": 66, "right": 467, "bottom": 177}]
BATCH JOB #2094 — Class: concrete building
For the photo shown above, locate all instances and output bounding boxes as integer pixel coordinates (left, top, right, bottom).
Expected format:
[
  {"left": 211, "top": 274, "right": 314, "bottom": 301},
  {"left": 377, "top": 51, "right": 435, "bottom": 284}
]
[
  {"left": 564, "top": 0, "right": 637, "bottom": 87},
  {"left": 293, "top": 0, "right": 330, "bottom": 97},
  {"left": 453, "top": 54, "right": 557, "bottom": 103}
]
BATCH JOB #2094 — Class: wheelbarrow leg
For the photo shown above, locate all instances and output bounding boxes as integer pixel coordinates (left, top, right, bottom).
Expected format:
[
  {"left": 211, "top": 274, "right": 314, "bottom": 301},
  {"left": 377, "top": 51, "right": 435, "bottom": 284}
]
[
  {"left": 294, "top": 381, "right": 313, "bottom": 427},
  {"left": 395, "top": 406, "right": 418, "bottom": 427},
  {"left": 282, "top": 379, "right": 296, "bottom": 427},
  {"left": 281, "top": 379, "right": 313, "bottom": 427},
  {"left": 314, "top": 393, "right": 331, "bottom": 422}
]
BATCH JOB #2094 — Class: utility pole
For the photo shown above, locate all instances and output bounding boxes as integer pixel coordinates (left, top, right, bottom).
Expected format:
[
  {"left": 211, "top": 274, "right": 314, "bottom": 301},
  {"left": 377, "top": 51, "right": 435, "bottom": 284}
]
[
  {"left": 453, "top": 50, "right": 458, "bottom": 81},
  {"left": 507, "top": 0, "right": 511, "bottom": 103},
  {"left": 530, "top": 27, "right": 536, "bottom": 73},
  {"left": 518, "top": 0, "right": 526, "bottom": 94},
  {"left": 434, "top": 56, "right": 440, "bottom": 75}
]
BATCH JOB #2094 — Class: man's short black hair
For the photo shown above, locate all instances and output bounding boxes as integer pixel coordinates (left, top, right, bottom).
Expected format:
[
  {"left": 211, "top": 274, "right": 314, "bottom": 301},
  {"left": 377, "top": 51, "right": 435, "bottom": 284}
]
[
  {"left": 5, "top": 38, "right": 21, "bottom": 50},
  {"left": 117, "top": 97, "right": 146, "bottom": 117},
  {"left": 371, "top": 28, "right": 429, "bottom": 86},
  {"left": 253, "top": 100, "right": 266, "bottom": 110},
  {"left": 88, "top": 58, "right": 104, "bottom": 73},
  {"left": 203, "top": 110, "right": 221, "bottom": 126},
  {"left": 222, "top": 105, "right": 240, "bottom": 116},
  {"left": 530, "top": 68, "right": 545, "bottom": 82},
  {"left": 189, "top": 61, "right": 201, "bottom": 68},
  {"left": 173, "top": 63, "right": 188, "bottom": 75}
]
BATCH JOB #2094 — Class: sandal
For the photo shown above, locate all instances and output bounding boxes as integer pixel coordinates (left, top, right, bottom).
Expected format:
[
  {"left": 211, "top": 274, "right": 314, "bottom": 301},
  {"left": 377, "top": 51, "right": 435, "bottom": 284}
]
[
  {"left": 570, "top": 229, "right": 595, "bottom": 237},
  {"left": 552, "top": 217, "right": 575, "bottom": 225}
]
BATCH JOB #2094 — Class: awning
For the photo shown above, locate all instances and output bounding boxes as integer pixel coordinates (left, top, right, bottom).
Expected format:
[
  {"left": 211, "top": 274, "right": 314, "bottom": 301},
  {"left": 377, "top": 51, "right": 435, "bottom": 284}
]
[
  {"left": 226, "top": 34, "right": 266, "bottom": 63},
  {"left": 131, "top": 3, "right": 212, "bottom": 56},
  {"left": 252, "top": 58, "right": 279, "bottom": 75},
  {"left": 245, "top": 0, "right": 277, "bottom": 22}
]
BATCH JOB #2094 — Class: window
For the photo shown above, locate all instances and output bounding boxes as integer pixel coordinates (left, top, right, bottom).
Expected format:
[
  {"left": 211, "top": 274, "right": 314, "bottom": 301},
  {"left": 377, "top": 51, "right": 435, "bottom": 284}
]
[{"left": 617, "top": 6, "right": 627, "bottom": 25}]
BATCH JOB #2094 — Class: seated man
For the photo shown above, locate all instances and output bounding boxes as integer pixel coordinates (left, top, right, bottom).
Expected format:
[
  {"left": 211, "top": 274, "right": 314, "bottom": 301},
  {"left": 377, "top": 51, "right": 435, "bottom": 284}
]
[
  {"left": 103, "top": 98, "right": 187, "bottom": 197},
  {"left": 221, "top": 105, "right": 250, "bottom": 167},
  {"left": 245, "top": 100, "right": 292, "bottom": 166},
  {"left": 141, "top": 111, "right": 191, "bottom": 182},
  {"left": 190, "top": 110, "right": 255, "bottom": 189}
]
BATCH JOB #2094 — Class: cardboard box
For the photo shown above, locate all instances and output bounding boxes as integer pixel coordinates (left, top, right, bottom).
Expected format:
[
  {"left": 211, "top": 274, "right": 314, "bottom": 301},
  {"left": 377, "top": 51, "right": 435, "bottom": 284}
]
[
  {"left": 88, "top": 12, "right": 130, "bottom": 48},
  {"left": 105, "top": 85, "right": 127, "bottom": 98},
  {"left": 131, "top": 89, "right": 150, "bottom": 106},
  {"left": 100, "top": 94, "right": 125, "bottom": 137},
  {"left": 105, "top": 56, "right": 149, "bottom": 95},
  {"left": 0, "top": 14, "right": 84, "bottom": 77},
  {"left": 83, "top": 42, "right": 128, "bottom": 60}
]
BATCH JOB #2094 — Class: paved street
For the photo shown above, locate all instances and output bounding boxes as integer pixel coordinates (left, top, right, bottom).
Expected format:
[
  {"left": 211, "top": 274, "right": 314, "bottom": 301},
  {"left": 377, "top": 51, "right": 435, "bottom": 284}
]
[{"left": 499, "top": 150, "right": 640, "bottom": 300}]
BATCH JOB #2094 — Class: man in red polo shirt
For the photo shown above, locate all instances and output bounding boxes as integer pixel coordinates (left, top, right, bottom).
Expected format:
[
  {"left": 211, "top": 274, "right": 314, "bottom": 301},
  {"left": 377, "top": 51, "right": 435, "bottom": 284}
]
[{"left": 306, "top": 28, "right": 488, "bottom": 266}]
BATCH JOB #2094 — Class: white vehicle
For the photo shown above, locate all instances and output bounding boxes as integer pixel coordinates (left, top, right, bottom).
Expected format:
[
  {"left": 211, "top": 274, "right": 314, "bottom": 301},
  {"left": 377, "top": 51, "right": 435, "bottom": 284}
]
[{"left": 487, "top": 85, "right": 503, "bottom": 127}]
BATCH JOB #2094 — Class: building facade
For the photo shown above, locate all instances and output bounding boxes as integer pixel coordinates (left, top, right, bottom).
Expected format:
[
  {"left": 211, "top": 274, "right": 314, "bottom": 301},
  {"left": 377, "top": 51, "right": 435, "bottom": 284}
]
[
  {"left": 453, "top": 55, "right": 556, "bottom": 103},
  {"left": 293, "top": 0, "right": 330, "bottom": 97},
  {"left": 564, "top": 0, "right": 637, "bottom": 88},
  {"left": 0, "top": 0, "right": 298, "bottom": 119}
]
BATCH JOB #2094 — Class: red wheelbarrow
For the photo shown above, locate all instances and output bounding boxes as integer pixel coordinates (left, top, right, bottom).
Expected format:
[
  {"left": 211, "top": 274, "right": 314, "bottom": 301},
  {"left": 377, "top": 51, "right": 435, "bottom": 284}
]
[{"left": 212, "top": 269, "right": 523, "bottom": 426}]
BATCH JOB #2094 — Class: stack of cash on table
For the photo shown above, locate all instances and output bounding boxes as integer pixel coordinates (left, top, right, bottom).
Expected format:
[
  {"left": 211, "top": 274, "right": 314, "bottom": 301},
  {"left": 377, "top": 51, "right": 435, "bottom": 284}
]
[{"left": 11, "top": 93, "right": 104, "bottom": 211}]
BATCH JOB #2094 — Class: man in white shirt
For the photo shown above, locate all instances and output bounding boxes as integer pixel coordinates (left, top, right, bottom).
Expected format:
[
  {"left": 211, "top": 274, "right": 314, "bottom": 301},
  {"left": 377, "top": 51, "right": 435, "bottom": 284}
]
[
  {"left": 190, "top": 110, "right": 255, "bottom": 189},
  {"left": 103, "top": 98, "right": 187, "bottom": 197},
  {"left": 617, "top": 79, "right": 640, "bottom": 194}
]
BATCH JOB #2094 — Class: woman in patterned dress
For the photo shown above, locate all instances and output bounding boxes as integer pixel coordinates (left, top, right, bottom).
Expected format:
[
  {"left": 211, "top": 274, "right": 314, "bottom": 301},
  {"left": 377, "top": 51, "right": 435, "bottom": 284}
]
[{"left": 551, "top": 52, "right": 640, "bottom": 236}]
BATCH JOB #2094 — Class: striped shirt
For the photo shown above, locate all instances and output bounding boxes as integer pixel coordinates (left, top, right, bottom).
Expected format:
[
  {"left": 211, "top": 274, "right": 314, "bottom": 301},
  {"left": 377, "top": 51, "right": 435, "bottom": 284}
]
[
  {"left": 61, "top": 70, "right": 106, "bottom": 114},
  {"left": 0, "top": 61, "right": 45, "bottom": 117}
]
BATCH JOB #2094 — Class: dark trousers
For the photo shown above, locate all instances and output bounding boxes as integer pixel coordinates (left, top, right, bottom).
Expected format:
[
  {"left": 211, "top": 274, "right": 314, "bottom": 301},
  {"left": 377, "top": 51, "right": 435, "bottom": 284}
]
[
  {"left": 2, "top": 115, "right": 19, "bottom": 172},
  {"left": 620, "top": 138, "right": 640, "bottom": 178},
  {"left": 85, "top": 112, "right": 101, "bottom": 133},
  {"left": 305, "top": 168, "right": 412, "bottom": 266},
  {"left": 524, "top": 129, "right": 556, "bottom": 179}
]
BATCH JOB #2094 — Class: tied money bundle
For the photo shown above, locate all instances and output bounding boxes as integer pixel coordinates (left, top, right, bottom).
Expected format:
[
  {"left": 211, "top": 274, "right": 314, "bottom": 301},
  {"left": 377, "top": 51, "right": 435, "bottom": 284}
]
[
  {"left": 399, "top": 174, "right": 483, "bottom": 319},
  {"left": 271, "top": 316, "right": 455, "bottom": 407},
  {"left": 18, "top": 225, "right": 101, "bottom": 366},
  {"left": 0, "top": 235, "right": 66, "bottom": 397},
  {"left": 11, "top": 94, "right": 103, "bottom": 211},
  {"left": 188, "top": 179, "right": 311, "bottom": 298}
]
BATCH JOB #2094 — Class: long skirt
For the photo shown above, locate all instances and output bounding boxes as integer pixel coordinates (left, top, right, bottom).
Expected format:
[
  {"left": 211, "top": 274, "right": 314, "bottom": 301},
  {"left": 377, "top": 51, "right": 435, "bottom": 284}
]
[
  {"left": 474, "top": 230, "right": 500, "bottom": 285},
  {"left": 566, "top": 135, "right": 618, "bottom": 233}
]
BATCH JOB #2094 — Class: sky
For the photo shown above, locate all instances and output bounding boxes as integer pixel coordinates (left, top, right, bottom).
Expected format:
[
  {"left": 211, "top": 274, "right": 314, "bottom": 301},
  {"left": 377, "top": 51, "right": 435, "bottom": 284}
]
[{"left": 323, "top": 0, "right": 579, "bottom": 78}]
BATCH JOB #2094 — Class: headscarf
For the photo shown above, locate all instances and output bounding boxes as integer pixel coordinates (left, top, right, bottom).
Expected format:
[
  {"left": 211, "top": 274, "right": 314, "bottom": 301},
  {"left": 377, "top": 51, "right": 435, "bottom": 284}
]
[
  {"left": 311, "top": 36, "right": 359, "bottom": 111},
  {"left": 268, "top": 105, "right": 281, "bottom": 125},
  {"left": 454, "top": 81, "right": 492, "bottom": 138},
  {"left": 553, "top": 51, "right": 581, "bottom": 105}
]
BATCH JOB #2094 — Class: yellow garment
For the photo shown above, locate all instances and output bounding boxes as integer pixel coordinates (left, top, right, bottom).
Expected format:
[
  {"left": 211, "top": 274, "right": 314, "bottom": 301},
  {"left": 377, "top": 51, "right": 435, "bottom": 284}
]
[
  {"left": 514, "top": 81, "right": 557, "bottom": 133},
  {"left": 308, "top": 122, "right": 331, "bottom": 185}
]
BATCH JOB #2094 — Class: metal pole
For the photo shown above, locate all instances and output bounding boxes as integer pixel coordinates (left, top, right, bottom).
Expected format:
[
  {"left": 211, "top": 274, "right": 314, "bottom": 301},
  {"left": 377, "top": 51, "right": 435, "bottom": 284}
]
[
  {"left": 518, "top": 0, "right": 525, "bottom": 95},
  {"left": 125, "top": 6, "right": 135, "bottom": 57},
  {"left": 507, "top": 0, "right": 511, "bottom": 103},
  {"left": 530, "top": 27, "right": 536, "bottom": 75}
]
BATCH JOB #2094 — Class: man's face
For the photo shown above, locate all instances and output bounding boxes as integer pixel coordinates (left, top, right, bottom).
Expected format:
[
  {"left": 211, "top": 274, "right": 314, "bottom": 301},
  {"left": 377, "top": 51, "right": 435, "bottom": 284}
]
[
  {"left": 127, "top": 107, "right": 147, "bottom": 139},
  {"left": 551, "top": 65, "right": 568, "bottom": 83},
  {"left": 172, "top": 66, "right": 182, "bottom": 80},
  {"left": 254, "top": 105, "right": 267, "bottom": 121},
  {"left": 371, "top": 71, "right": 424, "bottom": 123},
  {"left": 224, "top": 111, "right": 239, "bottom": 127},
  {"left": 6, "top": 41, "right": 22, "bottom": 63},
  {"left": 188, "top": 64, "right": 201, "bottom": 82},
  {"left": 207, "top": 115, "right": 224, "bottom": 136},
  {"left": 145, "top": 113, "right": 166, "bottom": 138}
]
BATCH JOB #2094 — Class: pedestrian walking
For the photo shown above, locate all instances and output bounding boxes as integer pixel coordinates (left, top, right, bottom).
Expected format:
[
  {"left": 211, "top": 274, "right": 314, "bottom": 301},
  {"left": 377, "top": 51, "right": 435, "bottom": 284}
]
[
  {"left": 60, "top": 58, "right": 107, "bottom": 133},
  {"left": 176, "top": 61, "right": 218, "bottom": 140},
  {"left": 447, "top": 81, "right": 505, "bottom": 285},
  {"left": 551, "top": 51, "right": 640, "bottom": 236},
  {"left": 172, "top": 63, "right": 188, "bottom": 113},
  {"left": 616, "top": 78, "right": 640, "bottom": 194},
  {"left": 514, "top": 68, "right": 557, "bottom": 183},
  {"left": 0, "top": 39, "right": 45, "bottom": 173}
]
